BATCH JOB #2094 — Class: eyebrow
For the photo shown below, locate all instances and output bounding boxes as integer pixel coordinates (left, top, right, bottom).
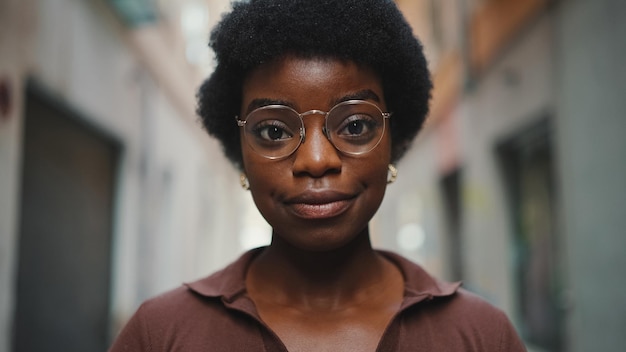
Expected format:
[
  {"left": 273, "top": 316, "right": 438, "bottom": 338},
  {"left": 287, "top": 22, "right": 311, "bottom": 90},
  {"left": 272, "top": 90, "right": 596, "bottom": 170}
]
[
  {"left": 245, "top": 98, "right": 295, "bottom": 115},
  {"left": 244, "top": 89, "right": 382, "bottom": 115},
  {"left": 331, "top": 89, "right": 381, "bottom": 106}
]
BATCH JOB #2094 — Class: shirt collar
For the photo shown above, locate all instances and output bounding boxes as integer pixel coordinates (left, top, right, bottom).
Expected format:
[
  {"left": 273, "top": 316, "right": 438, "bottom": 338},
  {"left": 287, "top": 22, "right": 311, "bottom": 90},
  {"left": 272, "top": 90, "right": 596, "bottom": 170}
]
[
  {"left": 185, "top": 247, "right": 460, "bottom": 303},
  {"left": 184, "top": 248, "right": 261, "bottom": 301},
  {"left": 376, "top": 250, "right": 461, "bottom": 308}
]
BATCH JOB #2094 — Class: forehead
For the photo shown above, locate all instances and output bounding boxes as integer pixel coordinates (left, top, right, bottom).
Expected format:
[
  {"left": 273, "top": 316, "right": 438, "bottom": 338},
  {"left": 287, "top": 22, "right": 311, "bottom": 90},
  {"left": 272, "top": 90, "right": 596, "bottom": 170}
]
[{"left": 241, "top": 55, "right": 385, "bottom": 113}]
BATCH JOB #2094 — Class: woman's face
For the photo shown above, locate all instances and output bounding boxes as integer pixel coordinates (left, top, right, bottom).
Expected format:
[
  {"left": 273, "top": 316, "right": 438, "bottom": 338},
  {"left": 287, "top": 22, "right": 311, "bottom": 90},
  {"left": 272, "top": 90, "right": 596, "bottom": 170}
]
[{"left": 240, "top": 55, "right": 391, "bottom": 251}]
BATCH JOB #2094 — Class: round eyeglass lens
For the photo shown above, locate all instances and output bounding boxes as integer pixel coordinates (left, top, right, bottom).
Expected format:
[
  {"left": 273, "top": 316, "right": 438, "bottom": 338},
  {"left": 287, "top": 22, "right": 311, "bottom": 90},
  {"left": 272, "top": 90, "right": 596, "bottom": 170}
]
[
  {"left": 326, "top": 101, "right": 386, "bottom": 155},
  {"left": 243, "top": 105, "right": 304, "bottom": 159}
]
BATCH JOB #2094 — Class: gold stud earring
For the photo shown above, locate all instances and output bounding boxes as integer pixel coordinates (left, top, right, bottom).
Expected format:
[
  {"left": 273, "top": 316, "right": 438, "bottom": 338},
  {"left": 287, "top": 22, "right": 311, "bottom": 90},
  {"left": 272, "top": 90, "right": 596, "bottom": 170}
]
[
  {"left": 239, "top": 173, "right": 250, "bottom": 190},
  {"left": 387, "top": 164, "right": 398, "bottom": 184}
]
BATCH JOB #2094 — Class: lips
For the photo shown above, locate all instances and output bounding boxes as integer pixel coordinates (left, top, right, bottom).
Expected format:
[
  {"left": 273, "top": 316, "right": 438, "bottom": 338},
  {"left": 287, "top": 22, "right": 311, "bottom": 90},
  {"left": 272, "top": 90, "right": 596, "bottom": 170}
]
[{"left": 284, "top": 190, "right": 356, "bottom": 219}]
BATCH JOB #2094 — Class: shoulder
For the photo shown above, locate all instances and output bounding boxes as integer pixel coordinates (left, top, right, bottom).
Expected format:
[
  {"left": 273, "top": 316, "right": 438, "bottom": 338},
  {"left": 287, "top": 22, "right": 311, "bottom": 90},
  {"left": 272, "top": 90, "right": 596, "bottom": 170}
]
[
  {"left": 380, "top": 251, "right": 526, "bottom": 351},
  {"left": 418, "top": 287, "right": 515, "bottom": 331},
  {"left": 109, "top": 250, "right": 265, "bottom": 352},
  {"left": 409, "top": 289, "right": 527, "bottom": 351},
  {"left": 109, "top": 286, "right": 223, "bottom": 351}
]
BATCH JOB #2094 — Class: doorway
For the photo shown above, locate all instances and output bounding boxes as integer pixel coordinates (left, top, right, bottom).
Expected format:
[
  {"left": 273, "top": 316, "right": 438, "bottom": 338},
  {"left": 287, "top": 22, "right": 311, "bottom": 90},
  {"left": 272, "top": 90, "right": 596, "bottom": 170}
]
[
  {"left": 497, "top": 117, "right": 563, "bottom": 351},
  {"left": 440, "top": 168, "right": 464, "bottom": 282},
  {"left": 13, "top": 83, "right": 120, "bottom": 351}
]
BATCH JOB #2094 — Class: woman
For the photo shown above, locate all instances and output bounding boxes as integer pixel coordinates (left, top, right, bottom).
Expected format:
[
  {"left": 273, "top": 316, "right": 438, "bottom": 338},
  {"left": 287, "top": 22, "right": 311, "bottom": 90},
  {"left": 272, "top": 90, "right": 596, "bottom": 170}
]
[{"left": 110, "top": 0, "right": 526, "bottom": 351}]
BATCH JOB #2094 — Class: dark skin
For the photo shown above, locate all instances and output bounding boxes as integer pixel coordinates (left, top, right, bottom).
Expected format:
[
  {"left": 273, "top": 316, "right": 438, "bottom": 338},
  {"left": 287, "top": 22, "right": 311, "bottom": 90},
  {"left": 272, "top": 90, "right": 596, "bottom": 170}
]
[{"left": 241, "top": 55, "right": 404, "bottom": 352}]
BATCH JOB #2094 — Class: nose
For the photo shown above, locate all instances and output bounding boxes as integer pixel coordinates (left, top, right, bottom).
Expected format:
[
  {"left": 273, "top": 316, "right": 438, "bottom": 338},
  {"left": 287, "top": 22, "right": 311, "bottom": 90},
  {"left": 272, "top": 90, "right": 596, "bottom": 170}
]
[{"left": 292, "top": 117, "right": 342, "bottom": 178}]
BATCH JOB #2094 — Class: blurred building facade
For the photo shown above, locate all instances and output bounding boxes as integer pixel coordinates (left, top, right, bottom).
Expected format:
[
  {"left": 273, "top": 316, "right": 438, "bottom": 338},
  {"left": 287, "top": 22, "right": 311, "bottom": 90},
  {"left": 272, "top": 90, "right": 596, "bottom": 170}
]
[
  {"left": 0, "top": 0, "right": 624, "bottom": 351},
  {"left": 374, "top": 0, "right": 626, "bottom": 351},
  {"left": 0, "top": 0, "right": 251, "bottom": 350}
]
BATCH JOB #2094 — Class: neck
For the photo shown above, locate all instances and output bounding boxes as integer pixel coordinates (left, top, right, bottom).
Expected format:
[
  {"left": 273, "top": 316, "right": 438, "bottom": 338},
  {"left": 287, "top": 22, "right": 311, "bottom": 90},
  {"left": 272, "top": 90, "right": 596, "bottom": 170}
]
[{"left": 247, "top": 227, "right": 394, "bottom": 310}]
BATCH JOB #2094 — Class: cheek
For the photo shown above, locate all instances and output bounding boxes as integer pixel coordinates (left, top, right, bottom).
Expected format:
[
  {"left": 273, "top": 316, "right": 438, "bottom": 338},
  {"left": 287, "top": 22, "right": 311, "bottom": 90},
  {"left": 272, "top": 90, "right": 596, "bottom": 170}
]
[
  {"left": 239, "top": 133, "right": 263, "bottom": 180},
  {"left": 371, "top": 136, "right": 393, "bottom": 187},
  {"left": 354, "top": 150, "right": 391, "bottom": 195},
  {"left": 374, "top": 134, "right": 393, "bottom": 169},
  {"left": 242, "top": 152, "right": 286, "bottom": 196},
  {"left": 369, "top": 162, "right": 390, "bottom": 194}
]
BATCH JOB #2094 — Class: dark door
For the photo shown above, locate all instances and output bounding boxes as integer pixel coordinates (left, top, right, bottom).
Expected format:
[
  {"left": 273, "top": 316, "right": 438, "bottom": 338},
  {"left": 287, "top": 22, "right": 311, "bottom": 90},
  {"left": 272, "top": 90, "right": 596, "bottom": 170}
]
[
  {"left": 13, "top": 84, "right": 119, "bottom": 352},
  {"left": 440, "top": 169, "right": 463, "bottom": 282},
  {"left": 497, "top": 118, "right": 563, "bottom": 351}
]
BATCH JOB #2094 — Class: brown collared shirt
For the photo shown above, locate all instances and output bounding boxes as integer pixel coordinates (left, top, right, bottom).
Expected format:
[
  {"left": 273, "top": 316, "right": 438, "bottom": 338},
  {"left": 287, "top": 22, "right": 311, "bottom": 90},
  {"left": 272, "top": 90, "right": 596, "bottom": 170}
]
[{"left": 110, "top": 248, "right": 526, "bottom": 351}]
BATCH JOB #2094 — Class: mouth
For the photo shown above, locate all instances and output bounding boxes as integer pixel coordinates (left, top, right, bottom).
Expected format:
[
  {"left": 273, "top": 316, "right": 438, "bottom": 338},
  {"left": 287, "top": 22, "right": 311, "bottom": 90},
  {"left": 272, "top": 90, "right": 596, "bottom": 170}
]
[{"left": 284, "top": 191, "right": 356, "bottom": 219}]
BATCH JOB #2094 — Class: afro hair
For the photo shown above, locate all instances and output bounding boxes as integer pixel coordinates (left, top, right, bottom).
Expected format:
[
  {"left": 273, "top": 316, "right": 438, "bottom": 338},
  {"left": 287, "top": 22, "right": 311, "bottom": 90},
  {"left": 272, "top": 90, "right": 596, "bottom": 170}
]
[{"left": 197, "top": 0, "right": 432, "bottom": 169}]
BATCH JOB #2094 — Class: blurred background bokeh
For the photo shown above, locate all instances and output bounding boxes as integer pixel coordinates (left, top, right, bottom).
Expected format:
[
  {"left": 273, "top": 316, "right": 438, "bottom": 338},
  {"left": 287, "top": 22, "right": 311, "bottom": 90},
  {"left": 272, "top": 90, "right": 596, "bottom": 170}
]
[{"left": 0, "top": 0, "right": 624, "bottom": 351}]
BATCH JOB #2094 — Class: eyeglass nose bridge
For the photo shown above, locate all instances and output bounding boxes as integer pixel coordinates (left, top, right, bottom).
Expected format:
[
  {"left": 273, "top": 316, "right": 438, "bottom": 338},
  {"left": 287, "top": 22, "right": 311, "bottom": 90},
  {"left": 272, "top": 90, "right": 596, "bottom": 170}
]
[{"left": 297, "top": 109, "right": 334, "bottom": 144}]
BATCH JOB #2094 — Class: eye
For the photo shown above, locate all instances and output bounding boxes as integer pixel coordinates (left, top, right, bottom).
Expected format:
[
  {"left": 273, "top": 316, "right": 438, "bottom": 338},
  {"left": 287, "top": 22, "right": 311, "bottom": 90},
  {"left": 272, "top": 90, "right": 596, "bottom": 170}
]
[
  {"left": 252, "top": 120, "right": 294, "bottom": 142},
  {"left": 336, "top": 114, "right": 379, "bottom": 139}
]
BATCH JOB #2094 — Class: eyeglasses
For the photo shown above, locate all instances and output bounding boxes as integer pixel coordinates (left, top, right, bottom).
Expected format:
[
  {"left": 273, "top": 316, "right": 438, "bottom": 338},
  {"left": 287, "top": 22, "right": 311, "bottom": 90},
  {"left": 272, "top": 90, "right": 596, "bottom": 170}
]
[{"left": 236, "top": 100, "right": 391, "bottom": 159}]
